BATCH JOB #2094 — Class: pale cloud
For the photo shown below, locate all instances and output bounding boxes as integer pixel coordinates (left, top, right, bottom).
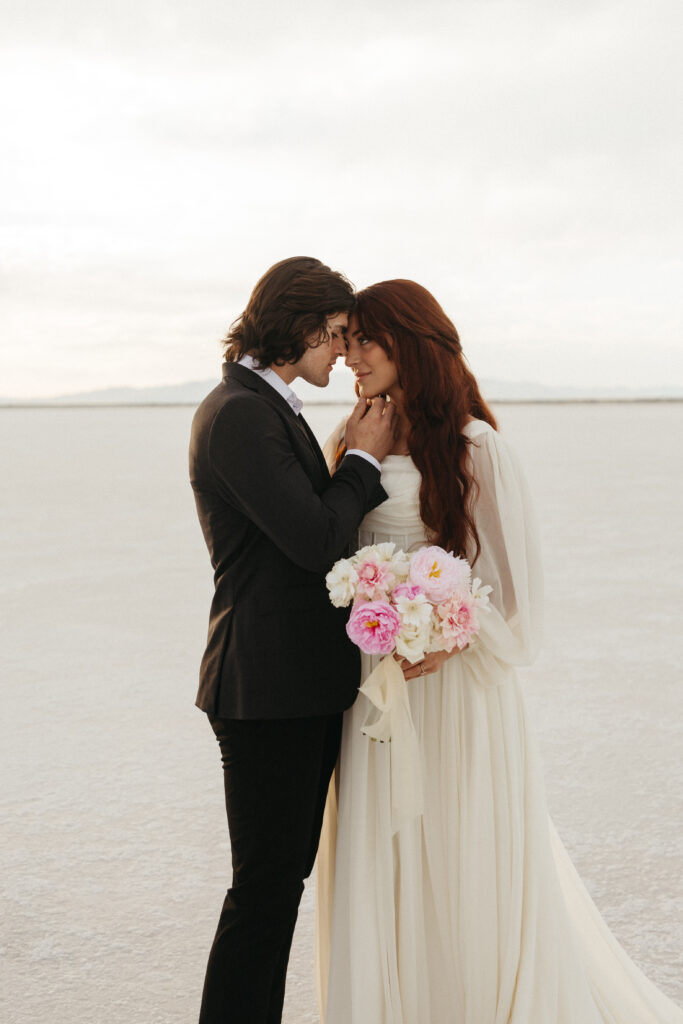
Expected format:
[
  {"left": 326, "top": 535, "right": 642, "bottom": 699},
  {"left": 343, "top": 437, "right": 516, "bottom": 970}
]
[{"left": 1, "top": 0, "right": 681, "bottom": 397}]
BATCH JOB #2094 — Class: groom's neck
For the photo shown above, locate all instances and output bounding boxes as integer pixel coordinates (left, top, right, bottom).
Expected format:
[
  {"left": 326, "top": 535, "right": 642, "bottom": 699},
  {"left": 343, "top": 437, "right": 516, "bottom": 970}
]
[{"left": 267, "top": 362, "right": 298, "bottom": 386}]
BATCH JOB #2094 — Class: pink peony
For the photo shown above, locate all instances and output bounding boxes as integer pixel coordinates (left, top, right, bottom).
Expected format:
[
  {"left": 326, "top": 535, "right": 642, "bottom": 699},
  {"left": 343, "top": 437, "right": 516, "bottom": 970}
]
[
  {"left": 435, "top": 592, "right": 479, "bottom": 652},
  {"left": 409, "top": 546, "right": 472, "bottom": 603},
  {"left": 346, "top": 600, "right": 402, "bottom": 655},
  {"left": 355, "top": 558, "right": 396, "bottom": 601}
]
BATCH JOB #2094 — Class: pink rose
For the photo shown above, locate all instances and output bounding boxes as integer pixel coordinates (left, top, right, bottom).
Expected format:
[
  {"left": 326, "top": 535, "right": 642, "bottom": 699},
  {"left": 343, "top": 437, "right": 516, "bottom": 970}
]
[
  {"left": 346, "top": 600, "right": 402, "bottom": 655},
  {"left": 355, "top": 558, "right": 396, "bottom": 601},
  {"left": 409, "top": 546, "right": 472, "bottom": 603},
  {"left": 435, "top": 592, "right": 479, "bottom": 652}
]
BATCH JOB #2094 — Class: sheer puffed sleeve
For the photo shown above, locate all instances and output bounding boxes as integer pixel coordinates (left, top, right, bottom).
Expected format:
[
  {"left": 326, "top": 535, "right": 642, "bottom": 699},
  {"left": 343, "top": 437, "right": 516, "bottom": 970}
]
[
  {"left": 322, "top": 415, "right": 350, "bottom": 473},
  {"left": 464, "top": 422, "right": 544, "bottom": 669}
]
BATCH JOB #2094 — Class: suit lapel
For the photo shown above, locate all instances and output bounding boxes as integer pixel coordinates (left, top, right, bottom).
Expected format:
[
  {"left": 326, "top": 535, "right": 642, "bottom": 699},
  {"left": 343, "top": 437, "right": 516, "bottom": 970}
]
[
  {"left": 298, "top": 413, "right": 331, "bottom": 480},
  {"left": 223, "top": 362, "right": 329, "bottom": 481}
]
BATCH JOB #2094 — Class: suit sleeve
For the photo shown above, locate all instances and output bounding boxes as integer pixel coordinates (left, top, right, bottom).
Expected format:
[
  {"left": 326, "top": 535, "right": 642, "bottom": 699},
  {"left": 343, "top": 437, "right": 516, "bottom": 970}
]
[{"left": 208, "top": 396, "right": 385, "bottom": 573}]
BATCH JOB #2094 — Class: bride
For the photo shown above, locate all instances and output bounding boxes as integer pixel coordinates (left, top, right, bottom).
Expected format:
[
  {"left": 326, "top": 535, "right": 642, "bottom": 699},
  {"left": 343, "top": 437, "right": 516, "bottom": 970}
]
[{"left": 315, "top": 279, "right": 682, "bottom": 1024}]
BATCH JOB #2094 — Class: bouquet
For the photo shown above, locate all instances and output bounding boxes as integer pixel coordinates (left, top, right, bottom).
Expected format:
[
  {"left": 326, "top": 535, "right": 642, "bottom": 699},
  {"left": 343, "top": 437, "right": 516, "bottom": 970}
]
[
  {"left": 326, "top": 542, "right": 492, "bottom": 831},
  {"left": 326, "top": 542, "right": 492, "bottom": 664}
]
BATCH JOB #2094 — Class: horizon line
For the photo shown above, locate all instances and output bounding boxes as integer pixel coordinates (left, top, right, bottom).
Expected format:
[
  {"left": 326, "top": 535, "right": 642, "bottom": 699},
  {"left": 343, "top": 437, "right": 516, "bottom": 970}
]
[{"left": 2, "top": 397, "right": 683, "bottom": 410}]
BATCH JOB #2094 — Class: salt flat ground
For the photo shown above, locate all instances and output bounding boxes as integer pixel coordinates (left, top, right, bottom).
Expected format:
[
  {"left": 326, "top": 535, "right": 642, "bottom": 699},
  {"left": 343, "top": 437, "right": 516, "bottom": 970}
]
[{"left": 0, "top": 401, "right": 681, "bottom": 1023}]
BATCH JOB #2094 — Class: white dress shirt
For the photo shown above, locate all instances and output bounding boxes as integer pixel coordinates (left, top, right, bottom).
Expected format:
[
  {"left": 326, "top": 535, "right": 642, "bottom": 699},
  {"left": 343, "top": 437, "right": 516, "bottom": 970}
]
[
  {"left": 237, "top": 354, "right": 381, "bottom": 472},
  {"left": 238, "top": 353, "right": 303, "bottom": 414}
]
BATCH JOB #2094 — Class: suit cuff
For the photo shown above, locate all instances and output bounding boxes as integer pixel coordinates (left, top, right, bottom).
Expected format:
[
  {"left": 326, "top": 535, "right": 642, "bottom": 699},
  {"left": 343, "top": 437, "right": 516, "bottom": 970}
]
[{"left": 346, "top": 449, "right": 382, "bottom": 473}]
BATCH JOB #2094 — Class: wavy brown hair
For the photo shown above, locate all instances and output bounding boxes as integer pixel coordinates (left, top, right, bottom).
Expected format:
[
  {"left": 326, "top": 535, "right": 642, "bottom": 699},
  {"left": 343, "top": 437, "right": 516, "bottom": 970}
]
[
  {"left": 343, "top": 280, "right": 497, "bottom": 561},
  {"left": 223, "top": 256, "right": 355, "bottom": 367}
]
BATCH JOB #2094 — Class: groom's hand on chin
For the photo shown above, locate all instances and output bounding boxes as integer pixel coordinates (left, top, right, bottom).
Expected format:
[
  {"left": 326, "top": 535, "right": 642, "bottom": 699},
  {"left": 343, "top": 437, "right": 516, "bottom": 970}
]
[{"left": 345, "top": 396, "right": 398, "bottom": 463}]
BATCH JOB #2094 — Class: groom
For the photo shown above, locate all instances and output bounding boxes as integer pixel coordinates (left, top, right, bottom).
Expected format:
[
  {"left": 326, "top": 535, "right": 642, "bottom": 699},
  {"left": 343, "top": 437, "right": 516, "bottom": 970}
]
[{"left": 189, "top": 257, "right": 395, "bottom": 1023}]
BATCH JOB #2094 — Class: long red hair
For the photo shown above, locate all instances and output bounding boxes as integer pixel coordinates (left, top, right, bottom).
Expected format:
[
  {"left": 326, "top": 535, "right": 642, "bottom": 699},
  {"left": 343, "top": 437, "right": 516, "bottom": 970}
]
[{"left": 344, "top": 280, "right": 497, "bottom": 561}]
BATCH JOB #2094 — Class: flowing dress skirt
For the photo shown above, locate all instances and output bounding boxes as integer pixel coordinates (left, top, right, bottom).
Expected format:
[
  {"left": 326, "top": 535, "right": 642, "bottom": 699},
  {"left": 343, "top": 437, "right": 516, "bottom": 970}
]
[{"left": 316, "top": 429, "right": 682, "bottom": 1024}]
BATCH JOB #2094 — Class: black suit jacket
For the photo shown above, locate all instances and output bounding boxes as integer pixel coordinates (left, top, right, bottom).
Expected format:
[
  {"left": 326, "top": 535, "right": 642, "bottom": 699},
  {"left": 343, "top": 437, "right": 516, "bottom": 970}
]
[{"left": 189, "top": 362, "right": 387, "bottom": 719}]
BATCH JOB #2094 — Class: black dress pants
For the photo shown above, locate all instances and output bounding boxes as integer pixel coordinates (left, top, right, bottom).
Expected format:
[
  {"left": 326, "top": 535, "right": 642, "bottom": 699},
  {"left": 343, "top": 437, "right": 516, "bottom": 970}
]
[{"left": 199, "top": 712, "right": 343, "bottom": 1024}]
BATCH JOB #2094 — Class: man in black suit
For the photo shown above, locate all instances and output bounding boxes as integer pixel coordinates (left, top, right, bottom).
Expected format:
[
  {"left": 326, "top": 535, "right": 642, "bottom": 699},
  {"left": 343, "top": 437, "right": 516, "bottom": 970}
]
[{"left": 189, "top": 257, "right": 395, "bottom": 1023}]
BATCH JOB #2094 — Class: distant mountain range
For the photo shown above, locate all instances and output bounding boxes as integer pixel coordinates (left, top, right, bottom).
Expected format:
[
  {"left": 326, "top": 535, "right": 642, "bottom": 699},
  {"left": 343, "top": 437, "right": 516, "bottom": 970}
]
[{"left": 3, "top": 374, "right": 683, "bottom": 406}]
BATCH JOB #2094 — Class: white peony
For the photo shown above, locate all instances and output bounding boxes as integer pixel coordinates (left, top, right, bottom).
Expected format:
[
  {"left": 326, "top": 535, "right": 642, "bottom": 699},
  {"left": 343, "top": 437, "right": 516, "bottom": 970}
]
[{"left": 325, "top": 558, "right": 359, "bottom": 608}]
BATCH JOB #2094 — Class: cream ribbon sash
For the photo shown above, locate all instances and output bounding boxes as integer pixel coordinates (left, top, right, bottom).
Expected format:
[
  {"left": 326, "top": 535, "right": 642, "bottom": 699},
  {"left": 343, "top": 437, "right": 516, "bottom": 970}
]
[{"left": 359, "top": 655, "right": 424, "bottom": 834}]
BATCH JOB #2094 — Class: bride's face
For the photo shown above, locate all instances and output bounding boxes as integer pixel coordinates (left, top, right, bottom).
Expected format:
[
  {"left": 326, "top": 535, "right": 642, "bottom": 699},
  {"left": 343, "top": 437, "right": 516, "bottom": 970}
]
[{"left": 345, "top": 313, "right": 400, "bottom": 399}]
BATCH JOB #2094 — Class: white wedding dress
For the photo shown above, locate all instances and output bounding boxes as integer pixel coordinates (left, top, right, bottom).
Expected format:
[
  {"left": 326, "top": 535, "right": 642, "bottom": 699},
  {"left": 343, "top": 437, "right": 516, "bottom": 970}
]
[{"left": 315, "top": 419, "right": 682, "bottom": 1024}]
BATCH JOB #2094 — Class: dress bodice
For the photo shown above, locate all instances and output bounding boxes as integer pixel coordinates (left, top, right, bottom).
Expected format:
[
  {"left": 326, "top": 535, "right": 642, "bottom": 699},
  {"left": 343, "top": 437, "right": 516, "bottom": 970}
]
[
  {"left": 359, "top": 420, "right": 493, "bottom": 550},
  {"left": 360, "top": 455, "right": 423, "bottom": 542}
]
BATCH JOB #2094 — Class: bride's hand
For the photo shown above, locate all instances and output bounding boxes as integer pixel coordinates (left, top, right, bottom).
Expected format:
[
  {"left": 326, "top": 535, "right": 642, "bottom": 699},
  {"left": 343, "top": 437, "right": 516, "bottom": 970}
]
[{"left": 396, "top": 648, "right": 463, "bottom": 680}]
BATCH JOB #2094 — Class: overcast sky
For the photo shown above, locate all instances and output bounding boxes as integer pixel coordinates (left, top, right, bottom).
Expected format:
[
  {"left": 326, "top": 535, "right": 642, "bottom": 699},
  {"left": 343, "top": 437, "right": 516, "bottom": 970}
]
[{"left": 1, "top": 0, "right": 681, "bottom": 398}]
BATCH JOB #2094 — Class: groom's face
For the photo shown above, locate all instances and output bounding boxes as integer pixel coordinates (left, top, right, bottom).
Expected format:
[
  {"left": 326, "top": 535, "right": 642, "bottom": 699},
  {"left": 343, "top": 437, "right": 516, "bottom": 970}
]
[{"left": 296, "top": 312, "right": 348, "bottom": 388}]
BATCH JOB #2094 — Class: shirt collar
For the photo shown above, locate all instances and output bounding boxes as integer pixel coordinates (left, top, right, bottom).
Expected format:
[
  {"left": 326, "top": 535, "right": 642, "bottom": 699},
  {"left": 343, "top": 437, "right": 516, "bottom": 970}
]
[{"left": 237, "top": 354, "right": 303, "bottom": 415}]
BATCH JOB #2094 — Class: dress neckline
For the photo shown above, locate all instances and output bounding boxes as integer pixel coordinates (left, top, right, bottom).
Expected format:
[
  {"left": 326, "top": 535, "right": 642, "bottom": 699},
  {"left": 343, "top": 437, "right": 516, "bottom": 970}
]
[{"left": 383, "top": 419, "right": 491, "bottom": 460}]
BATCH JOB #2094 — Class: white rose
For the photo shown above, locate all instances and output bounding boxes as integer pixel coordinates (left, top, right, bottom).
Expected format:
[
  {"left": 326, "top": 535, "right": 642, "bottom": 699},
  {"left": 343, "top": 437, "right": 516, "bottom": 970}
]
[
  {"left": 395, "top": 621, "right": 431, "bottom": 663},
  {"left": 325, "top": 559, "right": 358, "bottom": 608},
  {"left": 390, "top": 552, "right": 411, "bottom": 582}
]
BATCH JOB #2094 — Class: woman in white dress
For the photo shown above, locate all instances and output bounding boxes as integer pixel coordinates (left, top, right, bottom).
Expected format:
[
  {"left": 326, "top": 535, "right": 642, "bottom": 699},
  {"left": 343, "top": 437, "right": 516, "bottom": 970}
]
[{"left": 315, "top": 279, "right": 682, "bottom": 1024}]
